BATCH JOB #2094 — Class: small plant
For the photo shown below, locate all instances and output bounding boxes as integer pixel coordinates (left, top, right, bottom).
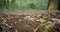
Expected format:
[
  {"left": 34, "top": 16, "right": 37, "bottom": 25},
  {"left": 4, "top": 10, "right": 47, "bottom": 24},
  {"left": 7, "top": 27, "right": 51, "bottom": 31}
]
[{"left": 34, "top": 16, "right": 53, "bottom": 32}]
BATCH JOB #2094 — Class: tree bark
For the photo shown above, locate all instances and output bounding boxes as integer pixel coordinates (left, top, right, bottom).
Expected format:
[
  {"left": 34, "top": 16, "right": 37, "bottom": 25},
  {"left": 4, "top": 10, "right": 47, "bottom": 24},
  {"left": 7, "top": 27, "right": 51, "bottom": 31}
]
[{"left": 48, "top": 0, "right": 55, "bottom": 10}]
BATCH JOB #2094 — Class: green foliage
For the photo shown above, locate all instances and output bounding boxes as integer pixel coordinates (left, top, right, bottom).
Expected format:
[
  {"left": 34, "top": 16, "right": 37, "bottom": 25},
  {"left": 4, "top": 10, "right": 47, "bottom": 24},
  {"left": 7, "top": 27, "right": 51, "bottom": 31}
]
[
  {"left": 39, "top": 18, "right": 44, "bottom": 23},
  {"left": 34, "top": 18, "right": 53, "bottom": 32},
  {"left": 0, "top": 0, "right": 4, "bottom": 8},
  {"left": 29, "top": 3, "right": 36, "bottom": 9},
  {"left": 7, "top": 2, "right": 19, "bottom": 10},
  {"left": 0, "top": 0, "right": 58, "bottom": 10},
  {"left": 54, "top": 0, "right": 58, "bottom": 9}
]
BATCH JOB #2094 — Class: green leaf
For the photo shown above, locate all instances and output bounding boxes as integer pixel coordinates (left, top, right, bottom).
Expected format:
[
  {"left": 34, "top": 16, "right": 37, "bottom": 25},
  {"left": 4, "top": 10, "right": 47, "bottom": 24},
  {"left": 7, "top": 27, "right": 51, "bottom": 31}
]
[{"left": 39, "top": 18, "right": 44, "bottom": 23}]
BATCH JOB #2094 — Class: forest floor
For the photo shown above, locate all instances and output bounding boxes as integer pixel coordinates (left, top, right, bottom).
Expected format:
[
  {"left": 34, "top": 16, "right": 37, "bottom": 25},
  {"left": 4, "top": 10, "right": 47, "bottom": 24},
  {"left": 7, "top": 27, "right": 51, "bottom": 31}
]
[{"left": 0, "top": 10, "right": 60, "bottom": 32}]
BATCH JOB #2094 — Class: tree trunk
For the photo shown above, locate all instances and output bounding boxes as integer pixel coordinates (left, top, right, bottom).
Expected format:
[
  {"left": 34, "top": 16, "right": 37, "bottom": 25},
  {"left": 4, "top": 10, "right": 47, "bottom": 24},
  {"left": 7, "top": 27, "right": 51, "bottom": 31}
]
[
  {"left": 58, "top": 0, "right": 60, "bottom": 10},
  {"left": 48, "top": 0, "right": 55, "bottom": 10}
]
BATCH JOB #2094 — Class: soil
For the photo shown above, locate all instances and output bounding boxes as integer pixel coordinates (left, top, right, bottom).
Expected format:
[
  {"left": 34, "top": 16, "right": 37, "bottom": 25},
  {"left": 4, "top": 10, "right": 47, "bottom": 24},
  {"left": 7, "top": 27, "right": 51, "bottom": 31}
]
[{"left": 0, "top": 10, "right": 60, "bottom": 32}]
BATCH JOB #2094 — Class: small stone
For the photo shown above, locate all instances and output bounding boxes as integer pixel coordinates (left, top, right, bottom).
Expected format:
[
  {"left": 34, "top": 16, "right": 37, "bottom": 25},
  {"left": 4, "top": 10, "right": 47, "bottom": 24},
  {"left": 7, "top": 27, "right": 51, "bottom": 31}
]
[
  {"left": 24, "top": 16, "right": 31, "bottom": 20},
  {"left": 15, "top": 30, "right": 18, "bottom": 32},
  {"left": 9, "top": 26, "right": 12, "bottom": 28},
  {"left": 6, "top": 24, "right": 9, "bottom": 27},
  {"left": 36, "top": 19, "right": 39, "bottom": 21},
  {"left": 18, "top": 19, "right": 21, "bottom": 22},
  {"left": 2, "top": 18, "right": 5, "bottom": 19},
  {"left": 7, "top": 17, "right": 11, "bottom": 19},
  {"left": 37, "top": 15, "right": 41, "bottom": 18},
  {"left": 15, "top": 22, "right": 18, "bottom": 24},
  {"left": 30, "top": 18, "right": 34, "bottom": 21},
  {"left": 10, "top": 23, "right": 13, "bottom": 26},
  {"left": 3, "top": 20, "right": 6, "bottom": 24},
  {"left": 15, "top": 16, "right": 19, "bottom": 18}
]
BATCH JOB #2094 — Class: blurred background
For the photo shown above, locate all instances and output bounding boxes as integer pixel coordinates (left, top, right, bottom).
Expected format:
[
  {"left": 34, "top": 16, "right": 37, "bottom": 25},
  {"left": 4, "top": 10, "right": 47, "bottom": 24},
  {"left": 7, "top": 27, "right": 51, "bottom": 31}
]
[{"left": 0, "top": 0, "right": 58, "bottom": 11}]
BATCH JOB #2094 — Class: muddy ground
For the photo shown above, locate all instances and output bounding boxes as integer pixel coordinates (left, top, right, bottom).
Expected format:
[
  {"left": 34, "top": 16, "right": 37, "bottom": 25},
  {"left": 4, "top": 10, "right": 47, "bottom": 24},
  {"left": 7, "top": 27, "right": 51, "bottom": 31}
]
[{"left": 0, "top": 10, "right": 60, "bottom": 32}]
